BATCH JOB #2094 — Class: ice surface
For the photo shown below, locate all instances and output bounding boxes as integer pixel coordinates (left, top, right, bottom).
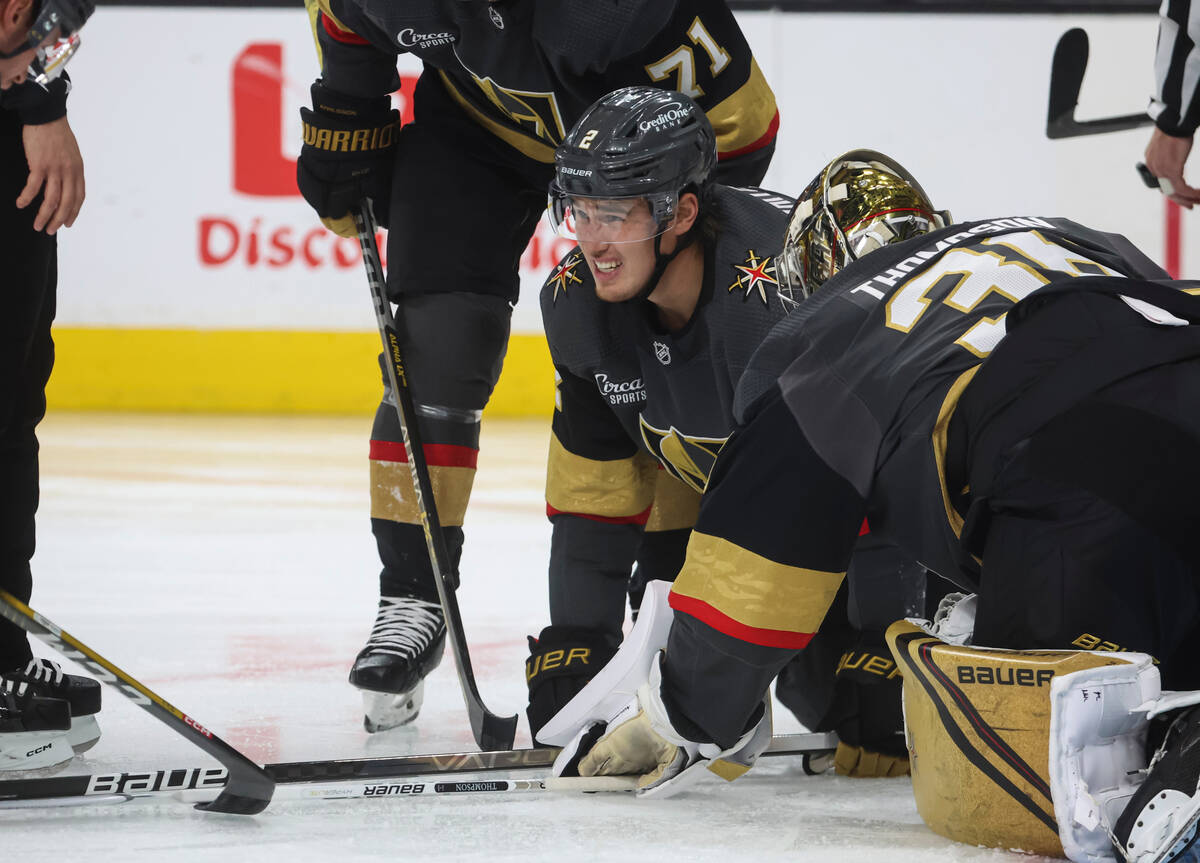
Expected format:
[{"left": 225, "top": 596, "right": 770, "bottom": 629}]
[{"left": 3, "top": 414, "right": 1058, "bottom": 862}]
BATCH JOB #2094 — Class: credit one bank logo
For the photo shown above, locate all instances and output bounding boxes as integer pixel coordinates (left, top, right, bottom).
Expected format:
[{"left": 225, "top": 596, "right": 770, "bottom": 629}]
[{"left": 198, "top": 43, "right": 577, "bottom": 274}]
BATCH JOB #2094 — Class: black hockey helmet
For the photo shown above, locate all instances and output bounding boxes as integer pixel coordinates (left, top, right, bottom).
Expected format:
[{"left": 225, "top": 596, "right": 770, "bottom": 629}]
[
  {"left": 0, "top": 0, "right": 95, "bottom": 86},
  {"left": 548, "top": 86, "right": 717, "bottom": 244},
  {"left": 777, "top": 149, "right": 951, "bottom": 306}
]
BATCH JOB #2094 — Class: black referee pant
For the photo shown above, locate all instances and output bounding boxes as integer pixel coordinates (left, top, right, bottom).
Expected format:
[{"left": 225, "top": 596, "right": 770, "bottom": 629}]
[{"left": 0, "top": 109, "right": 58, "bottom": 671}]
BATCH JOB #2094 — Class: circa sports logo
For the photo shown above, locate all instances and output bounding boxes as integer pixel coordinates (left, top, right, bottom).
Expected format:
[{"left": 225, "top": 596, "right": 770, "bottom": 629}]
[
  {"left": 594, "top": 373, "right": 646, "bottom": 405},
  {"left": 640, "top": 102, "right": 691, "bottom": 133},
  {"left": 396, "top": 28, "right": 456, "bottom": 49}
]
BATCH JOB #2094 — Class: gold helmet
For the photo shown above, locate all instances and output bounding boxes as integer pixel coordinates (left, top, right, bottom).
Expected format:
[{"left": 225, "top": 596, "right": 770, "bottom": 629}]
[{"left": 776, "top": 150, "right": 950, "bottom": 305}]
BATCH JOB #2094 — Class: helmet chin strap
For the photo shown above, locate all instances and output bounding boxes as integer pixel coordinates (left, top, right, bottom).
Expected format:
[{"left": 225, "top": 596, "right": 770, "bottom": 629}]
[{"left": 626, "top": 228, "right": 695, "bottom": 304}]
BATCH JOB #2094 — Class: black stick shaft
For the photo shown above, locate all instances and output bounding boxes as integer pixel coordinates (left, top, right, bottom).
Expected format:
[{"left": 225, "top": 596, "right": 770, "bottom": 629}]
[
  {"left": 0, "top": 589, "right": 275, "bottom": 814},
  {"left": 0, "top": 733, "right": 838, "bottom": 806},
  {"left": 353, "top": 201, "right": 518, "bottom": 751}
]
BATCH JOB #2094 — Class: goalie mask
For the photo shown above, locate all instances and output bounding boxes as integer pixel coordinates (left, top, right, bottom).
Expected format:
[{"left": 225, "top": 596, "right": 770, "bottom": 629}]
[
  {"left": 548, "top": 86, "right": 716, "bottom": 245},
  {"left": 777, "top": 150, "right": 950, "bottom": 305},
  {"left": 0, "top": 0, "right": 95, "bottom": 87}
]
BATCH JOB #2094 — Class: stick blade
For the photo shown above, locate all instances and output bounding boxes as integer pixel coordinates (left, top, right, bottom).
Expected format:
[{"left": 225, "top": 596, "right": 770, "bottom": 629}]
[
  {"left": 1047, "top": 27, "right": 1089, "bottom": 139},
  {"left": 193, "top": 770, "right": 275, "bottom": 815},
  {"left": 472, "top": 707, "right": 519, "bottom": 752}
]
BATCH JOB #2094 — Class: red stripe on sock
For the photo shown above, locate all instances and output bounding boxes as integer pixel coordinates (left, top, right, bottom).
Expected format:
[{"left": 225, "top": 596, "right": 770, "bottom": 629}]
[
  {"left": 545, "top": 503, "right": 652, "bottom": 526},
  {"left": 369, "top": 440, "right": 478, "bottom": 469}
]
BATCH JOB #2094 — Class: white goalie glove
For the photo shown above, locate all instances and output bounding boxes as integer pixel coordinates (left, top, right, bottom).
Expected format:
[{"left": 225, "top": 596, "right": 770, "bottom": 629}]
[{"left": 551, "top": 651, "right": 772, "bottom": 798}]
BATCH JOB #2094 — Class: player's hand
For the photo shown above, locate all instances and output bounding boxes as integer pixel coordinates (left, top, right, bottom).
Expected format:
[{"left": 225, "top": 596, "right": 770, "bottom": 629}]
[
  {"left": 568, "top": 652, "right": 771, "bottom": 796},
  {"left": 296, "top": 80, "right": 400, "bottom": 237},
  {"left": 576, "top": 659, "right": 694, "bottom": 791},
  {"left": 525, "top": 625, "right": 617, "bottom": 745},
  {"left": 1144, "top": 127, "right": 1200, "bottom": 209},
  {"left": 19, "top": 115, "right": 85, "bottom": 234},
  {"left": 815, "top": 630, "right": 910, "bottom": 778}
]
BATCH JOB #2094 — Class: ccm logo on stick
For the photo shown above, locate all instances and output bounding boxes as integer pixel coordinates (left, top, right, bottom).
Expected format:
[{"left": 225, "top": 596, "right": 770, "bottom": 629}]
[{"left": 185, "top": 715, "right": 213, "bottom": 738}]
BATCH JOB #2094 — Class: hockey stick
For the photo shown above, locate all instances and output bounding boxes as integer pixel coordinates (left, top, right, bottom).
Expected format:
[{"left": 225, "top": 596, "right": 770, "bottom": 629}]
[
  {"left": 0, "top": 776, "right": 548, "bottom": 810},
  {"left": 1046, "top": 27, "right": 1152, "bottom": 139},
  {"left": 0, "top": 589, "right": 275, "bottom": 814},
  {"left": 0, "top": 732, "right": 837, "bottom": 809},
  {"left": 354, "top": 199, "right": 518, "bottom": 752}
]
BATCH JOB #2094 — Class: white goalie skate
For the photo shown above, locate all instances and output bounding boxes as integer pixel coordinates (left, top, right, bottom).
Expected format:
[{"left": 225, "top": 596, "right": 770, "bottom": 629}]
[
  {"left": 348, "top": 596, "right": 446, "bottom": 733},
  {"left": 1115, "top": 697, "right": 1200, "bottom": 863}
]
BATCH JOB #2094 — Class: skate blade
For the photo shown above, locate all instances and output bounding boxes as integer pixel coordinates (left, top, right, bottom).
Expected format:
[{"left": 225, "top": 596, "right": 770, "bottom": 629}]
[
  {"left": 1128, "top": 791, "right": 1200, "bottom": 863},
  {"left": 362, "top": 682, "right": 423, "bottom": 734},
  {"left": 67, "top": 715, "right": 101, "bottom": 754},
  {"left": 0, "top": 733, "right": 74, "bottom": 772},
  {"left": 544, "top": 775, "right": 638, "bottom": 794},
  {"left": 1152, "top": 808, "right": 1200, "bottom": 863}
]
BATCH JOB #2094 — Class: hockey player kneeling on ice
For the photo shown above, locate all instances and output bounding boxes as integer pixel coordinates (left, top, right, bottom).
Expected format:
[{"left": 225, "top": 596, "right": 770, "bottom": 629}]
[
  {"left": 553, "top": 149, "right": 1200, "bottom": 863},
  {"left": 524, "top": 87, "right": 930, "bottom": 775},
  {"left": 297, "top": 0, "right": 782, "bottom": 737}
]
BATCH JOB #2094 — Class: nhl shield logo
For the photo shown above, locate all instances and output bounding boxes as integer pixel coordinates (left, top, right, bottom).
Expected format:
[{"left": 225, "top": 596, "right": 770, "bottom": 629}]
[{"left": 653, "top": 341, "right": 671, "bottom": 365}]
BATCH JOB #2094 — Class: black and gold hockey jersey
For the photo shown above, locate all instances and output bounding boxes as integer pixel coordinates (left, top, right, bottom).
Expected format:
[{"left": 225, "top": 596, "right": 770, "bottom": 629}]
[
  {"left": 307, "top": 0, "right": 777, "bottom": 170},
  {"left": 663, "top": 217, "right": 1200, "bottom": 746},
  {"left": 539, "top": 184, "right": 793, "bottom": 612}
]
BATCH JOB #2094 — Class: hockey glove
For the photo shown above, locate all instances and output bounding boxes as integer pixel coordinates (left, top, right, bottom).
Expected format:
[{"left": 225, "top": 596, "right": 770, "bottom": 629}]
[
  {"left": 565, "top": 651, "right": 771, "bottom": 797},
  {"left": 297, "top": 81, "right": 400, "bottom": 238},
  {"left": 525, "top": 625, "right": 617, "bottom": 746},
  {"left": 819, "top": 631, "right": 909, "bottom": 778}
]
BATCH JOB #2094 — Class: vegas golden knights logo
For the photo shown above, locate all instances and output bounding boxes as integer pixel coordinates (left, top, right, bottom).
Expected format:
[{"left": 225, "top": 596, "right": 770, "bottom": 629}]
[
  {"left": 547, "top": 252, "right": 584, "bottom": 303},
  {"left": 470, "top": 74, "right": 566, "bottom": 146},
  {"left": 639, "top": 417, "right": 728, "bottom": 493},
  {"left": 729, "top": 250, "right": 779, "bottom": 306}
]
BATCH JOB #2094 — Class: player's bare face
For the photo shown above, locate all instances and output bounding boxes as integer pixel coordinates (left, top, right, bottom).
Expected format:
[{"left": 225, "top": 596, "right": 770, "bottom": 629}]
[{"left": 574, "top": 198, "right": 663, "bottom": 302}]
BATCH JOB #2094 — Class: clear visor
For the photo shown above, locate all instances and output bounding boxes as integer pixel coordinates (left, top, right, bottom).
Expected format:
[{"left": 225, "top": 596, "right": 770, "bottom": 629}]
[
  {"left": 546, "top": 191, "right": 676, "bottom": 245},
  {"left": 29, "top": 34, "right": 79, "bottom": 88}
]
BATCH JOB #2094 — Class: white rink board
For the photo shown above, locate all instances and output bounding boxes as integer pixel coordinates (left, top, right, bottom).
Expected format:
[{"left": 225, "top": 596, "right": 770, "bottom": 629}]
[{"left": 55, "top": 9, "right": 1181, "bottom": 335}]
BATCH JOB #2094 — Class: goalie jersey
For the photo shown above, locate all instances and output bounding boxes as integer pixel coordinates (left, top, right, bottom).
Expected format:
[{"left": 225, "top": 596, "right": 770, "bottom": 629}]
[
  {"left": 662, "top": 217, "right": 1200, "bottom": 747},
  {"left": 540, "top": 183, "right": 793, "bottom": 598},
  {"left": 306, "top": 0, "right": 778, "bottom": 176}
]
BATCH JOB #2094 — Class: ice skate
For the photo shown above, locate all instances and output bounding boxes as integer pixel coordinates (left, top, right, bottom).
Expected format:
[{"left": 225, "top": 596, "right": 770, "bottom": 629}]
[
  {"left": 348, "top": 596, "right": 445, "bottom": 733},
  {"left": 1115, "top": 705, "right": 1200, "bottom": 863},
  {"left": 0, "top": 679, "right": 73, "bottom": 772},
  {"left": 2, "top": 658, "right": 102, "bottom": 753}
]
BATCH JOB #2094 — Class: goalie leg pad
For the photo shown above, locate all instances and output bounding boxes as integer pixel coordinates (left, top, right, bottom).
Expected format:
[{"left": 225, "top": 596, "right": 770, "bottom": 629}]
[
  {"left": 887, "top": 620, "right": 1158, "bottom": 862},
  {"left": 1048, "top": 653, "right": 1160, "bottom": 862}
]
